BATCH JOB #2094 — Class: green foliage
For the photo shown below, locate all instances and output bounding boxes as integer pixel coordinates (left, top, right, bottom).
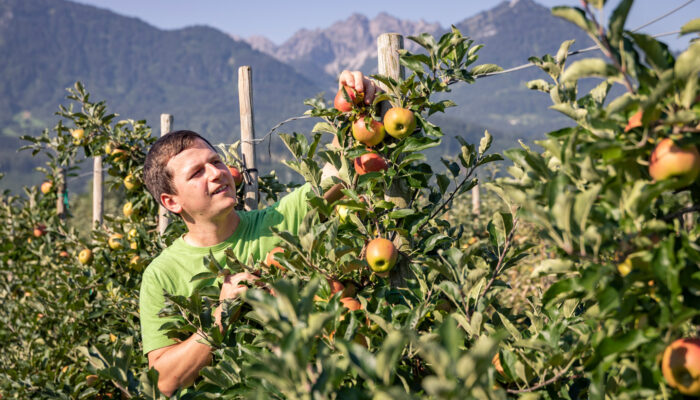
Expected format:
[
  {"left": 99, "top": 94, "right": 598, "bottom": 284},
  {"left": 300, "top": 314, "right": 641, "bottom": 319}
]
[{"left": 2, "top": 4, "right": 700, "bottom": 398}]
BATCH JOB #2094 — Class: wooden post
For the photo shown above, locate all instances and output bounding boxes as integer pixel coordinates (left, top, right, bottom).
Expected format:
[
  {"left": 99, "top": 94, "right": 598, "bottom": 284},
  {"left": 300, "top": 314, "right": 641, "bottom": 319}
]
[
  {"left": 472, "top": 184, "right": 480, "bottom": 215},
  {"left": 56, "top": 168, "right": 66, "bottom": 219},
  {"left": 238, "top": 66, "right": 259, "bottom": 211},
  {"left": 158, "top": 114, "right": 172, "bottom": 235},
  {"left": 378, "top": 33, "right": 411, "bottom": 287},
  {"left": 93, "top": 156, "right": 103, "bottom": 226}
]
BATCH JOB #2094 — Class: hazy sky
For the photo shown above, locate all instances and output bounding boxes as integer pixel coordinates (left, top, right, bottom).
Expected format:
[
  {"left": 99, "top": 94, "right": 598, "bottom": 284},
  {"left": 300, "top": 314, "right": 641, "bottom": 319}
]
[{"left": 71, "top": 0, "right": 699, "bottom": 50}]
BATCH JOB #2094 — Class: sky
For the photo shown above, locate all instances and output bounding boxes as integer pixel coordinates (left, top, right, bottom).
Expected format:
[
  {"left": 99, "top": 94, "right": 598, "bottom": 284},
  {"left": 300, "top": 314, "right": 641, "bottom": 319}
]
[{"left": 70, "top": 0, "right": 699, "bottom": 51}]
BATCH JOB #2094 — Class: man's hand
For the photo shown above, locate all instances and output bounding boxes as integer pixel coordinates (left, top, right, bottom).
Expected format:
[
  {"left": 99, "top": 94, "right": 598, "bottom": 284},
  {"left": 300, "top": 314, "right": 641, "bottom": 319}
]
[
  {"left": 339, "top": 70, "right": 378, "bottom": 106},
  {"left": 214, "top": 272, "right": 258, "bottom": 330}
]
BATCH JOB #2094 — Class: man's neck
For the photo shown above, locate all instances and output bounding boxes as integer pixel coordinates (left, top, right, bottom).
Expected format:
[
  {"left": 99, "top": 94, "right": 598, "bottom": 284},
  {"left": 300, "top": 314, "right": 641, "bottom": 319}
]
[{"left": 182, "top": 209, "right": 240, "bottom": 247}]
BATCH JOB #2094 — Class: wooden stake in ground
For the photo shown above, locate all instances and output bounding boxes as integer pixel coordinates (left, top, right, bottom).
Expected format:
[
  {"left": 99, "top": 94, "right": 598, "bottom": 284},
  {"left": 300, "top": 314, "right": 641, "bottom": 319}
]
[
  {"left": 56, "top": 168, "right": 66, "bottom": 219},
  {"left": 378, "top": 33, "right": 411, "bottom": 287},
  {"left": 472, "top": 185, "right": 480, "bottom": 216},
  {"left": 158, "top": 114, "right": 172, "bottom": 235},
  {"left": 93, "top": 156, "right": 103, "bottom": 226},
  {"left": 238, "top": 66, "right": 259, "bottom": 211}
]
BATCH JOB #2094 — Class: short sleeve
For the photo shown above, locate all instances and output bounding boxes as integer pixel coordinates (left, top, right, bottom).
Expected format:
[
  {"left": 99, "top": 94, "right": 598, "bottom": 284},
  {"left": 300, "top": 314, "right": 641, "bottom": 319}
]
[
  {"left": 271, "top": 183, "right": 314, "bottom": 235},
  {"left": 139, "top": 269, "right": 178, "bottom": 354}
]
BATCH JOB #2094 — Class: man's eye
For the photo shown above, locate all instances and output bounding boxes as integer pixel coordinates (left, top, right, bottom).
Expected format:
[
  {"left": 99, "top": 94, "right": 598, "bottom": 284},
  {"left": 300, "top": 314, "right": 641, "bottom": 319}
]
[{"left": 190, "top": 169, "right": 203, "bottom": 178}]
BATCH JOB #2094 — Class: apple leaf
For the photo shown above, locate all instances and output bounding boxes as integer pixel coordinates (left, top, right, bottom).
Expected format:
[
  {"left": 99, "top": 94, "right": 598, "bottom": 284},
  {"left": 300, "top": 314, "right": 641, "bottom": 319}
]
[
  {"left": 560, "top": 58, "right": 621, "bottom": 83},
  {"left": 680, "top": 18, "right": 700, "bottom": 35},
  {"left": 551, "top": 6, "right": 597, "bottom": 37},
  {"left": 470, "top": 64, "right": 502, "bottom": 76}
]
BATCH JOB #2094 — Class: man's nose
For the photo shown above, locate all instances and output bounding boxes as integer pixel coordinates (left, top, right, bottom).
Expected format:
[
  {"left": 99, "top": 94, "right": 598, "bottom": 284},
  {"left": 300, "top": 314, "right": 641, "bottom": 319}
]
[{"left": 206, "top": 163, "right": 223, "bottom": 178}]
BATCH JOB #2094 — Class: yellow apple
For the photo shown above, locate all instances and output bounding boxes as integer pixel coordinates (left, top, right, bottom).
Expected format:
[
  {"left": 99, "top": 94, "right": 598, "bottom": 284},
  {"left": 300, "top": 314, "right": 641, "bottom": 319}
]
[{"left": 383, "top": 107, "right": 416, "bottom": 139}]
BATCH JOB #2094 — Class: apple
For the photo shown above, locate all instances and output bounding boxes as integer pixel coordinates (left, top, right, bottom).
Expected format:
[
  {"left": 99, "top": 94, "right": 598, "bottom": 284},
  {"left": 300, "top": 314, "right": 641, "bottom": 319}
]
[
  {"left": 649, "top": 138, "right": 700, "bottom": 182},
  {"left": 127, "top": 228, "right": 138, "bottom": 241},
  {"left": 228, "top": 166, "right": 244, "bottom": 186},
  {"left": 130, "top": 255, "right": 142, "bottom": 269},
  {"left": 130, "top": 241, "right": 138, "bottom": 250},
  {"left": 329, "top": 279, "right": 345, "bottom": 295},
  {"left": 353, "top": 153, "right": 388, "bottom": 175},
  {"left": 85, "top": 374, "right": 98, "bottom": 387},
  {"left": 33, "top": 224, "right": 46, "bottom": 237},
  {"left": 492, "top": 353, "right": 505, "bottom": 376},
  {"left": 122, "top": 202, "right": 134, "bottom": 218},
  {"left": 365, "top": 238, "right": 398, "bottom": 273},
  {"left": 352, "top": 117, "right": 385, "bottom": 147},
  {"left": 108, "top": 233, "right": 124, "bottom": 250},
  {"left": 265, "top": 247, "right": 286, "bottom": 271},
  {"left": 334, "top": 85, "right": 362, "bottom": 112},
  {"left": 336, "top": 205, "right": 351, "bottom": 223},
  {"left": 78, "top": 249, "right": 93, "bottom": 265},
  {"left": 624, "top": 109, "right": 643, "bottom": 132},
  {"left": 340, "top": 297, "right": 362, "bottom": 311},
  {"left": 59, "top": 251, "right": 69, "bottom": 258},
  {"left": 383, "top": 107, "right": 416, "bottom": 139},
  {"left": 71, "top": 129, "right": 85, "bottom": 140},
  {"left": 111, "top": 148, "right": 127, "bottom": 162},
  {"left": 40, "top": 181, "right": 53, "bottom": 194},
  {"left": 123, "top": 174, "right": 138, "bottom": 190},
  {"left": 662, "top": 337, "right": 700, "bottom": 395}
]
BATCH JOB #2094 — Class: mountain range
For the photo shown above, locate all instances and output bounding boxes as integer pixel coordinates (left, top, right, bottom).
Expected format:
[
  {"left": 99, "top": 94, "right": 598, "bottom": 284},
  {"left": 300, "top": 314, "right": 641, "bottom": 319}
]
[{"left": 0, "top": 0, "right": 599, "bottom": 192}]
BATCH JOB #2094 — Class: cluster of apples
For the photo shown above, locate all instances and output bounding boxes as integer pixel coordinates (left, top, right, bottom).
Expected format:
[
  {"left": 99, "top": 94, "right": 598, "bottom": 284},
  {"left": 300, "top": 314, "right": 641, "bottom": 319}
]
[
  {"left": 334, "top": 85, "right": 417, "bottom": 177},
  {"left": 333, "top": 85, "right": 408, "bottom": 275}
]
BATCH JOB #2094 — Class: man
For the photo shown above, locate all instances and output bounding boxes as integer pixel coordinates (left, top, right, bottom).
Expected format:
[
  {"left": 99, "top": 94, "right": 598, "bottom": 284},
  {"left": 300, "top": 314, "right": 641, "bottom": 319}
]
[{"left": 139, "top": 70, "right": 377, "bottom": 396}]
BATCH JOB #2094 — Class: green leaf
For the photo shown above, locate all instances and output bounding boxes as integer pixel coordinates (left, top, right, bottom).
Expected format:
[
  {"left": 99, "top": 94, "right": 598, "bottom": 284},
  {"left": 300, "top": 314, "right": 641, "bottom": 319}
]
[
  {"left": 552, "top": 6, "right": 597, "bottom": 36},
  {"left": 586, "top": 330, "right": 650, "bottom": 370},
  {"left": 675, "top": 41, "right": 700, "bottom": 80},
  {"left": 470, "top": 64, "right": 502, "bottom": 75},
  {"left": 436, "top": 174, "right": 450, "bottom": 195},
  {"left": 478, "top": 130, "right": 492, "bottom": 156},
  {"left": 556, "top": 39, "right": 576, "bottom": 64},
  {"left": 629, "top": 33, "right": 672, "bottom": 71},
  {"left": 608, "top": 0, "right": 632, "bottom": 45},
  {"left": 527, "top": 79, "right": 553, "bottom": 93},
  {"left": 560, "top": 58, "right": 621, "bottom": 83},
  {"left": 680, "top": 18, "right": 700, "bottom": 35}
]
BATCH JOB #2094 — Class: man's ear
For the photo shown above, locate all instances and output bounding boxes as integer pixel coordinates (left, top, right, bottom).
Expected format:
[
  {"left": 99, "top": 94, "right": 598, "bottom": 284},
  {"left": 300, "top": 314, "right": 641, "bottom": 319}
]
[{"left": 160, "top": 192, "right": 182, "bottom": 214}]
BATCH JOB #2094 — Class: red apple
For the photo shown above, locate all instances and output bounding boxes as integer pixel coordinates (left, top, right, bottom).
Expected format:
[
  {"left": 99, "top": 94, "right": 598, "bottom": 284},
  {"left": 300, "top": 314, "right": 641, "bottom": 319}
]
[
  {"left": 334, "top": 85, "right": 362, "bottom": 112},
  {"left": 649, "top": 138, "right": 700, "bottom": 182},
  {"left": 365, "top": 238, "right": 398, "bottom": 273},
  {"left": 624, "top": 109, "right": 643, "bottom": 132},
  {"left": 40, "top": 181, "right": 53, "bottom": 194},
  {"left": 384, "top": 107, "right": 417, "bottom": 139},
  {"left": 662, "top": 338, "right": 700, "bottom": 396},
  {"left": 33, "top": 224, "right": 46, "bottom": 238},
  {"left": 353, "top": 153, "right": 388, "bottom": 175},
  {"left": 340, "top": 297, "right": 362, "bottom": 311},
  {"left": 265, "top": 247, "right": 286, "bottom": 271},
  {"left": 352, "top": 117, "right": 385, "bottom": 147},
  {"left": 228, "top": 166, "right": 243, "bottom": 186}
]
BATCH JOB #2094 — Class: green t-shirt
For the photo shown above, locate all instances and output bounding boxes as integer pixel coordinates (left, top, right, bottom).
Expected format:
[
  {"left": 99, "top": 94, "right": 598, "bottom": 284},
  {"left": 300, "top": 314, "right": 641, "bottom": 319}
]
[{"left": 140, "top": 183, "right": 313, "bottom": 355}]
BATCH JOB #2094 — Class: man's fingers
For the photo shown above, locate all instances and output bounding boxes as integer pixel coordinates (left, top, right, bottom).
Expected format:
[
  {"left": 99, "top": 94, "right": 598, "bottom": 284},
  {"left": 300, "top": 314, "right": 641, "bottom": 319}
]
[
  {"left": 231, "top": 272, "right": 259, "bottom": 286},
  {"left": 339, "top": 70, "right": 353, "bottom": 88},
  {"left": 351, "top": 71, "right": 364, "bottom": 92}
]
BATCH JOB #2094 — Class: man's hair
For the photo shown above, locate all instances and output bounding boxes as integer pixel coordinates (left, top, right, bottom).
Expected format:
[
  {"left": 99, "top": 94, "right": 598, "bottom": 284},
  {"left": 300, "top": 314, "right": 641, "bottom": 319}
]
[{"left": 143, "top": 130, "right": 217, "bottom": 207}]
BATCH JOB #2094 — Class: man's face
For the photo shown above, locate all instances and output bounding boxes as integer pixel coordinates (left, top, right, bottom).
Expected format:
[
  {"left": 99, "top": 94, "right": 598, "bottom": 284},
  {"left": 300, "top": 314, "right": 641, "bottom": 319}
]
[{"left": 163, "top": 139, "right": 237, "bottom": 220}]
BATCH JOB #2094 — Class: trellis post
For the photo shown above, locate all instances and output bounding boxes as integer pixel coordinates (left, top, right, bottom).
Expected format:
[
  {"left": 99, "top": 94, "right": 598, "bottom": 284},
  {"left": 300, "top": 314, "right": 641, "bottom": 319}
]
[
  {"left": 378, "top": 33, "right": 412, "bottom": 286},
  {"left": 238, "top": 66, "right": 259, "bottom": 210},
  {"left": 56, "top": 168, "right": 66, "bottom": 219},
  {"left": 472, "top": 185, "right": 480, "bottom": 215},
  {"left": 93, "top": 156, "right": 103, "bottom": 226},
  {"left": 158, "top": 114, "right": 172, "bottom": 235}
]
